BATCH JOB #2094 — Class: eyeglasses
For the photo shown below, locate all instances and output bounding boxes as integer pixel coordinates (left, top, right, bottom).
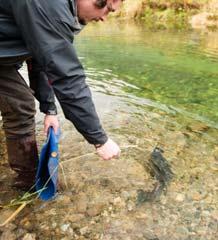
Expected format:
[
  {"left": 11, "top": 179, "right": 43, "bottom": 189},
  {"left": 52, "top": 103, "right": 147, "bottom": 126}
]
[
  {"left": 95, "top": 0, "right": 115, "bottom": 12},
  {"left": 95, "top": 0, "right": 108, "bottom": 8}
]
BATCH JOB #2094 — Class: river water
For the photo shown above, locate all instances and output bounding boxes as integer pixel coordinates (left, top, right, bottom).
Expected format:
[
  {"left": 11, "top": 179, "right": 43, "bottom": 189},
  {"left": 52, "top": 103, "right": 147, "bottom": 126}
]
[
  {"left": 76, "top": 21, "right": 218, "bottom": 127},
  {"left": 0, "top": 21, "right": 217, "bottom": 239}
]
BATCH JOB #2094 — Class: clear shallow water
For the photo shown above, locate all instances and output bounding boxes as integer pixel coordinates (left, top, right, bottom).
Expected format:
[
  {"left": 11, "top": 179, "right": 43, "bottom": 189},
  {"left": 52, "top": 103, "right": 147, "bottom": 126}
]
[
  {"left": 0, "top": 27, "right": 218, "bottom": 240},
  {"left": 75, "top": 21, "right": 218, "bottom": 128},
  {"left": 1, "top": 21, "right": 218, "bottom": 240}
]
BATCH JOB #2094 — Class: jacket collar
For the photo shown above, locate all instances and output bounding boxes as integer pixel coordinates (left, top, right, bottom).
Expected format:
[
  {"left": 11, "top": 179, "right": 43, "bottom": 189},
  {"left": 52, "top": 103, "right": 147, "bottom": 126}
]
[{"left": 69, "top": 0, "right": 85, "bottom": 34}]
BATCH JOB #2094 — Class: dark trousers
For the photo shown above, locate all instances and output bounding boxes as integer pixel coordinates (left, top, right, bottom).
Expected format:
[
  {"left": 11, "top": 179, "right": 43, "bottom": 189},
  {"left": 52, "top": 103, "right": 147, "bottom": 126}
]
[{"left": 0, "top": 65, "right": 38, "bottom": 187}]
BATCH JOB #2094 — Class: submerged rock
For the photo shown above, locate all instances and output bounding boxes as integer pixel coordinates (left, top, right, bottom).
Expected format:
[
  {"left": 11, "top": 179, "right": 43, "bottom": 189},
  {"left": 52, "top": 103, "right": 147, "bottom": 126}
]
[
  {"left": 187, "top": 122, "right": 209, "bottom": 133},
  {"left": 74, "top": 192, "right": 88, "bottom": 214},
  {"left": 0, "top": 230, "right": 16, "bottom": 240},
  {"left": 22, "top": 233, "right": 36, "bottom": 240},
  {"left": 175, "top": 193, "right": 185, "bottom": 202},
  {"left": 87, "top": 203, "right": 105, "bottom": 217},
  {"left": 60, "top": 223, "right": 71, "bottom": 232}
]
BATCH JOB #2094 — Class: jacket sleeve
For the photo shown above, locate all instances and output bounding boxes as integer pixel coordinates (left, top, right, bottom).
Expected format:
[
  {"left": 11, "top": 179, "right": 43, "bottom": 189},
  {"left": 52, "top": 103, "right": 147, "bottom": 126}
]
[
  {"left": 27, "top": 58, "right": 57, "bottom": 115},
  {"left": 11, "top": 0, "right": 108, "bottom": 145}
]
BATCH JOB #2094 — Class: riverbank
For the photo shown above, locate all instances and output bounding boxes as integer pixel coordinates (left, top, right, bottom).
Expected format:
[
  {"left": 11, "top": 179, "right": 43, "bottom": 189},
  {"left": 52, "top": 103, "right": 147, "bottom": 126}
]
[
  {"left": 117, "top": 0, "right": 218, "bottom": 30},
  {"left": 0, "top": 64, "right": 218, "bottom": 239}
]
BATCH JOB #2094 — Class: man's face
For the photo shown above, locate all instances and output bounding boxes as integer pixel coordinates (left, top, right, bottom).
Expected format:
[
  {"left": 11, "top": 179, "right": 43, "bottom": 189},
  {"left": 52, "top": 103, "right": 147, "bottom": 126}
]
[{"left": 77, "top": 0, "right": 123, "bottom": 24}]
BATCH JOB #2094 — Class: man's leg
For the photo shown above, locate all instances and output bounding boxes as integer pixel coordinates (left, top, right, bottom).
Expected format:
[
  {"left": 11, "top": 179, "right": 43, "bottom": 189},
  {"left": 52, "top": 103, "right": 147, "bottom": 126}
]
[{"left": 0, "top": 65, "right": 38, "bottom": 190}]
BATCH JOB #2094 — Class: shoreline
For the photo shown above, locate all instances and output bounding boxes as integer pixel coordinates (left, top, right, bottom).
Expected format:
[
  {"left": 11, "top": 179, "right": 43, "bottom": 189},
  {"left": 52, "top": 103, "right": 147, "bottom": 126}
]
[{"left": 116, "top": 0, "right": 218, "bottom": 30}]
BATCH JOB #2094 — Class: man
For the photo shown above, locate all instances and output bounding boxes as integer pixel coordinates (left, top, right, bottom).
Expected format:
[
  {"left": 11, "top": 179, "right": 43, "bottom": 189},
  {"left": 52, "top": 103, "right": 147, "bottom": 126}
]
[{"left": 0, "top": 0, "right": 122, "bottom": 190}]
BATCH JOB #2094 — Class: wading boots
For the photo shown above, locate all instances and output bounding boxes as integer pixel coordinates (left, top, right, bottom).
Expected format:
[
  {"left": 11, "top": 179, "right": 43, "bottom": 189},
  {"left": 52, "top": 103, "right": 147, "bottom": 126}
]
[{"left": 6, "top": 133, "right": 39, "bottom": 191}]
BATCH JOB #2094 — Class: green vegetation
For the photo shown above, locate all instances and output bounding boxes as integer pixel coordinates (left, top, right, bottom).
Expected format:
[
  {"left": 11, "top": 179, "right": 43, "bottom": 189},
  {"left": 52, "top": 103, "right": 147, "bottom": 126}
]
[
  {"left": 138, "top": 0, "right": 208, "bottom": 29},
  {"left": 118, "top": 0, "right": 218, "bottom": 30}
]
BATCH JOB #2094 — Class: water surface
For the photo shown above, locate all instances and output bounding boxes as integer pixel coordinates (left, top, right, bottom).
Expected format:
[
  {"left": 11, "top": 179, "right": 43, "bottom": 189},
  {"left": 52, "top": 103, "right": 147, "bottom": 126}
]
[
  {"left": 1, "top": 21, "right": 218, "bottom": 240},
  {"left": 76, "top": 21, "right": 218, "bottom": 127}
]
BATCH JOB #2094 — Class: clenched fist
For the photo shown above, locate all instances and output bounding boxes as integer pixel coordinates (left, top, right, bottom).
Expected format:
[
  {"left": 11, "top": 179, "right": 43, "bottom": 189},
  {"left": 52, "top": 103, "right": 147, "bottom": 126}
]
[
  {"left": 44, "top": 115, "right": 59, "bottom": 135},
  {"left": 96, "top": 138, "right": 121, "bottom": 160}
]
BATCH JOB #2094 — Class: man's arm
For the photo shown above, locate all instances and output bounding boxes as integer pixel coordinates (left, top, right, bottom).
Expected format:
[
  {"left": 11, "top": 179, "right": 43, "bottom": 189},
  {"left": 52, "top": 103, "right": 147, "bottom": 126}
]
[
  {"left": 27, "top": 58, "right": 57, "bottom": 116},
  {"left": 27, "top": 58, "right": 60, "bottom": 135},
  {"left": 11, "top": 0, "right": 108, "bottom": 145}
]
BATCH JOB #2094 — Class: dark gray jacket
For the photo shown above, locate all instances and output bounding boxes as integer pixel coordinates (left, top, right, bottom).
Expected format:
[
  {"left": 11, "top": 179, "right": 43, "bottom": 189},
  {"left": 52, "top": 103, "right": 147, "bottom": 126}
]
[{"left": 0, "top": 0, "right": 108, "bottom": 145}]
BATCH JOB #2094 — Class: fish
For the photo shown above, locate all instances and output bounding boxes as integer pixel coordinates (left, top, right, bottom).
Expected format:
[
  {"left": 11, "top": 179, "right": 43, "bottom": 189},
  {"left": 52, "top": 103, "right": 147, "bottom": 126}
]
[{"left": 137, "top": 147, "right": 174, "bottom": 203}]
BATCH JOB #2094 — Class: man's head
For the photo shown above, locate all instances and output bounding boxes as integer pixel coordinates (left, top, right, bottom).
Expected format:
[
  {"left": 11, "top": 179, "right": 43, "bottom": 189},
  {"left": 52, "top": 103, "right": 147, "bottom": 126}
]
[{"left": 77, "top": 0, "right": 123, "bottom": 25}]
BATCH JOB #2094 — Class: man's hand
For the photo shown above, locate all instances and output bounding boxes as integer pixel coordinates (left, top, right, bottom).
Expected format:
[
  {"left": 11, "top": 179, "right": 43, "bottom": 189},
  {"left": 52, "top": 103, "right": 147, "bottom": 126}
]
[
  {"left": 44, "top": 115, "right": 59, "bottom": 135},
  {"left": 96, "top": 138, "right": 121, "bottom": 160}
]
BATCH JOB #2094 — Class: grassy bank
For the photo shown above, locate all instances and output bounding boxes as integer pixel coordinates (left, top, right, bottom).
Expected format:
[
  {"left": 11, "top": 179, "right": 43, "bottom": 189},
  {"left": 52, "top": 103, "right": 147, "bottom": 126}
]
[
  {"left": 117, "top": 0, "right": 218, "bottom": 30},
  {"left": 139, "top": 0, "right": 205, "bottom": 30}
]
